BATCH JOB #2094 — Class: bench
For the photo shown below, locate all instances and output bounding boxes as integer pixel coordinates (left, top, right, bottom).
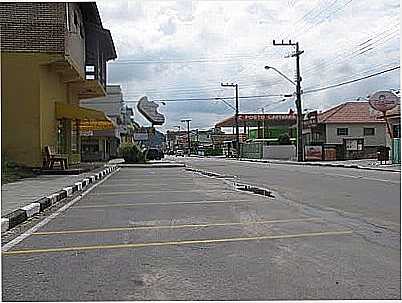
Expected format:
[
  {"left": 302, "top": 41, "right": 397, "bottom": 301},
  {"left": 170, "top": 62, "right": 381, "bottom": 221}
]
[{"left": 44, "top": 146, "right": 68, "bottom": 169}]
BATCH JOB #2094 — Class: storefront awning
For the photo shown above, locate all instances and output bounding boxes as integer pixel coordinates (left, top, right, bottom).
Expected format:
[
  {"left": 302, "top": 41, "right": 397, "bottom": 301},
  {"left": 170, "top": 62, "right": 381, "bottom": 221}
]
[{"left": 55, "top": 102, "right": 116, "bottom": 131}]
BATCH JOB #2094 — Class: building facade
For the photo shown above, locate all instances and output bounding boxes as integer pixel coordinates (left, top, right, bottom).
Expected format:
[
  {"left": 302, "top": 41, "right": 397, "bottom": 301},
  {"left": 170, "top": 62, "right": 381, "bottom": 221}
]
[
  {"left": 80, "top": 85, "right": 136, "bottom": 161},
  {"left": 1, "top": 2, "right": 116, "bottom": 167},
  {"left": 303, "top": 102, "right": 387, "bottom": 160}
]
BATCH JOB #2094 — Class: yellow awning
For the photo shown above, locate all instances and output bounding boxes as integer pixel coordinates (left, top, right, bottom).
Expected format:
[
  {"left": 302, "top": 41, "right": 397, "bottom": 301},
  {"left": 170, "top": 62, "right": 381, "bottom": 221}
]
[{"left": 55, "top": 102, "right": 115, "bottom": 131}]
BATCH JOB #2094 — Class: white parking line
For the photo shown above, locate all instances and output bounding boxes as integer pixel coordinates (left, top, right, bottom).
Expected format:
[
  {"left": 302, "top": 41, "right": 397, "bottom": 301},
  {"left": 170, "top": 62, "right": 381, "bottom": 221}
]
[{"left": 1, "top": 169, "right": 120, "bottom": 253}]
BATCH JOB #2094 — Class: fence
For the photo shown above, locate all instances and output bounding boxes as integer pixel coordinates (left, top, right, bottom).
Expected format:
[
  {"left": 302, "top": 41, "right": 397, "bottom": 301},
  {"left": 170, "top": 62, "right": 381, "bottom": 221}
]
[
  {"left": 240, "top": 142, "right": 263, "bottom": 159},
  {"left": 263, "top": 145, "right": 296, "bottom": 160},
  {"left": 392, "top": 138, "right": 400, "bottom": 164}
]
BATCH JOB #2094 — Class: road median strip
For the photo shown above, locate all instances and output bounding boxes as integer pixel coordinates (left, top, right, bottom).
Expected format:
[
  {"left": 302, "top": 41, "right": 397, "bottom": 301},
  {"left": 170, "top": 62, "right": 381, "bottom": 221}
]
[
  {"left": 3, "top": 230, "right": 353, "bottom": 255},
  {"left": 1, "top": 165, "right": 119, "bottom": 233}
]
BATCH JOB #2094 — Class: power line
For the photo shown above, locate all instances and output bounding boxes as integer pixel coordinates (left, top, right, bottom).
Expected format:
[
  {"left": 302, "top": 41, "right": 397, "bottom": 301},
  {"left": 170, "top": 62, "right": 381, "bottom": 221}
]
[
  {"left": 80, "top": 93, "right": 289, "bottom": 105},
  {"left": 302, "top": 21, "right": 399, "bottom": 75},
  {"left": 298, "top": 0, "right": 354, "bottom": 38},
  {"left": 303, "top": 61, "right": 400, "bottom": 90},
  {"left": 303, "top": 65, "right": 400, "bottom": 94}
]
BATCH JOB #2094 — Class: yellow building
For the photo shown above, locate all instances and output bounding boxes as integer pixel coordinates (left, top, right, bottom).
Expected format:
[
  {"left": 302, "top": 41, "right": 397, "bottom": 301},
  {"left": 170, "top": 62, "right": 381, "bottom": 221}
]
[{"left": 1, "top": 2, "right": 116, "bottom": 167}]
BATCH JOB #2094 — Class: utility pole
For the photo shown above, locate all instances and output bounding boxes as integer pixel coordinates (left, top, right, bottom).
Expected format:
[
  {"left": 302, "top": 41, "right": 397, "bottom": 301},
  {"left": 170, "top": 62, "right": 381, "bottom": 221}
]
[
  {"left": 261, "top": 107, "right": 265, "bottom": 139},
  {"left": 181, "top": 119, "right": 191, "bottom": 156},
  {"left": 221, "top": 83, "right": 239, "bottom": 158},
  {"left": 273, "top": 39, "right": 304, "bottom": 162}
]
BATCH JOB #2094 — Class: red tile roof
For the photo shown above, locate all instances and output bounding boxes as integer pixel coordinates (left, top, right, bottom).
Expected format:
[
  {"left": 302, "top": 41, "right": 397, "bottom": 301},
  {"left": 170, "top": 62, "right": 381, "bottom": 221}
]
[{"left": 318, "top": 101, "right": 385, "bottom": 124}]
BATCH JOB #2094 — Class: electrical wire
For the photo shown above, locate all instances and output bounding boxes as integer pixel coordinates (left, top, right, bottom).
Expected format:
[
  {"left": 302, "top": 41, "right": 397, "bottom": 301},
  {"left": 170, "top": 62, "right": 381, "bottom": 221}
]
[{"left": 303, "top": 65, "right": 400, "bottom": 94}]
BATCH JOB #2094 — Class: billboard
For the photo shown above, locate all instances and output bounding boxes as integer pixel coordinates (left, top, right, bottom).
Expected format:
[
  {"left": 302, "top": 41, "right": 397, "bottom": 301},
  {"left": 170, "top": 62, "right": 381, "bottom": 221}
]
[
  {"left": 137, "top": 96, "right": 165, "bottom": 125},
  {"left": 304, "top": 145, "right": 322, "bottom": 161},
  {"left": 133, "top": 133, "right": 149, "bottom": 141}
]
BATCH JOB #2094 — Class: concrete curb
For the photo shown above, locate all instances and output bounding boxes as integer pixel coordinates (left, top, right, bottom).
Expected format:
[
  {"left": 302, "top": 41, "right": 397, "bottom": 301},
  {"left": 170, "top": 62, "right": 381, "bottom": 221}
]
[
  {"left": 237, "top": 158, "right": 400, "bottom": 173},
  {"left": 186, "top": 167, "right": 275, "bottom": 198},
  {"left": 1, "top": 165, "right": 119, "bottom": 233}
]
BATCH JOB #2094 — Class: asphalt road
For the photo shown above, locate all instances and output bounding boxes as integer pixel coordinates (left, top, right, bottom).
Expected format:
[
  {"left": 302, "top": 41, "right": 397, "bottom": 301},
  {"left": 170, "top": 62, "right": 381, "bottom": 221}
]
[
  {"left": 2, "top": 166, "right": 400, "bottom": 300},
  {"left": 174, "top": 157, "right": 401, "bottom": 231}
]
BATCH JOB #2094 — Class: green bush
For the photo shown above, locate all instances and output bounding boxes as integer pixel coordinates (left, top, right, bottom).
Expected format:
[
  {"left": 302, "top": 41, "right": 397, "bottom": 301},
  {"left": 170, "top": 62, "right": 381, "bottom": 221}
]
[
  {"left": 119, "top": 143, "right": 146, "bottom": 163},
  {"left": 278, "top": 133, "right": 291, "bottom": 145},
  {"left": 205, "top": 148, "right": 223, "bottom": 156},
  {"left": 1, "top": 154, "right": 36, "bottom": 184}
]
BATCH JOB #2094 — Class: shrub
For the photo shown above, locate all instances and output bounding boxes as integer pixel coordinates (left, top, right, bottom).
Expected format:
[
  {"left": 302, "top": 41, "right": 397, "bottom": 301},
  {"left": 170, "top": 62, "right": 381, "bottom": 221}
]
[
  {"left": 278, "top": 133, "right": 291, "bottom": 145},
  {"left": 119, "top": 143, "right": 146, "bottom": 163},
  {"left": 205, "top": 148, "right": 223, "bottom": 156}
]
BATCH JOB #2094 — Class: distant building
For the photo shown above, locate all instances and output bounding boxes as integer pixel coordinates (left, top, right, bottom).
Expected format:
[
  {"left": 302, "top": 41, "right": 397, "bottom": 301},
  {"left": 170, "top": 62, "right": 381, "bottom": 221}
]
[
  {"left": 166, "top": 128, "right": 227, "bottom": 153},
  {"left": 80, "top": 85, "right": 136, "bottom": 161},
  {"left": 1, "top": 2, "right": 116, "bottom": 167},
  {"left": 166, "top": 130, "right": 189, "bottom": 152},
  {"left": 303, "top": 101, "right": 387, "bottom": 160}
]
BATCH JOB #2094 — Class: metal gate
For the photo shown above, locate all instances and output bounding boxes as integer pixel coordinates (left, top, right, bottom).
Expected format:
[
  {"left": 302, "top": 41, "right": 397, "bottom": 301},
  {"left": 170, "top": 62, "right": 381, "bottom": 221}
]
[{"left": 392, "top": 138, "right": 400, "bottom": 164}]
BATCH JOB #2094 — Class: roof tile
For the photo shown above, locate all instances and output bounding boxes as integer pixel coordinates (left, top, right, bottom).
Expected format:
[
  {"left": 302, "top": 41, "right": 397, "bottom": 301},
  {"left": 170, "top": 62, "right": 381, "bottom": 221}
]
[{"left": 318, "top": 101, "right": 384, "bottom": 124}]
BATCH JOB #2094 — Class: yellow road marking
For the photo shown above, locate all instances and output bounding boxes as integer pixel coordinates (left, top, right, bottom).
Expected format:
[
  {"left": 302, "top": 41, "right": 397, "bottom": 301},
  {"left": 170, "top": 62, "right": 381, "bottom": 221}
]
[
  {"left": 33, "top": 218, "right": 321, "bottom": 235},
  {"left": 99, "top": 183, "right": 198, "bottom": 187},
  {"left": 90, "top": 189, "right": 231, "bottom": 195},
  {"left": 3, "top": 230, "right": 353, "bottom": 256},
  {"left": 72, "top": 199, "right": 264, "bottom": 209}
]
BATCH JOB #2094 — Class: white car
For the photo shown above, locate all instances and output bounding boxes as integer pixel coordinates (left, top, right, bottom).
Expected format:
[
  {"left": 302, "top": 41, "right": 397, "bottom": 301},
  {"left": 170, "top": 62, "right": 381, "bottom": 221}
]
[{"left": 176, "top": 150, "right": 184, "bottom": 157}]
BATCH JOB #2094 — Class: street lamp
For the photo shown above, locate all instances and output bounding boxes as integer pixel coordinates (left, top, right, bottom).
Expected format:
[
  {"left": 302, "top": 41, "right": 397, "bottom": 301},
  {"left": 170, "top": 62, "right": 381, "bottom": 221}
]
[
  {"left": 265, "top": 65, "right": 303, "bottom": 162},
  {"left": 264, "top": 66, "right": 296, "bottom": 86}
]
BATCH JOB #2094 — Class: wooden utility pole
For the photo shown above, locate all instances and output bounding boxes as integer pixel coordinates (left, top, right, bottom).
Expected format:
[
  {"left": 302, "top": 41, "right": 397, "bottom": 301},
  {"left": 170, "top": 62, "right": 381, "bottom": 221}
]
[
  {"left": 181, "top": 119, "right": 191, "bottom": 155},
  {"left": 221, "top": 83, "right": 239, "bottom": 158}
]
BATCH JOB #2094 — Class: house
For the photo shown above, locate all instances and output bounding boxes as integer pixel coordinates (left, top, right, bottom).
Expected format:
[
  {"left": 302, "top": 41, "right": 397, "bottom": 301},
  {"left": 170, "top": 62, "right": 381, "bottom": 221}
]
[
  {"left": 80, "top": 85, "right": 136, "bottom": 161},
  {"left": 303, "top": 101, "right": 386, "bottom": 160},
  {"left": 1, "top": 2, "right": 117, "bottom": 167}
]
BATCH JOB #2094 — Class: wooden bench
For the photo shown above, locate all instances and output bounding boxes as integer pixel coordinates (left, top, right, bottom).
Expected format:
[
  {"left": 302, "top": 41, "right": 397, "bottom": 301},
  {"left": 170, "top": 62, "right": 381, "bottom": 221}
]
[{"left": 44, "top": 146, "right": 68, "bottom": 169}]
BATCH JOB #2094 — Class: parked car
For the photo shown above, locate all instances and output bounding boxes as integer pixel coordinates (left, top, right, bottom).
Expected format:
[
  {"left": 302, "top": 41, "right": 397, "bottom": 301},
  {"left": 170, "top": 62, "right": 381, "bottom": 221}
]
[
  {"left": 176, "top": 149, "right": 184, "bottom": 157},
  {"left": 146, "top": 148, "right": 162, "bottom": 160}
]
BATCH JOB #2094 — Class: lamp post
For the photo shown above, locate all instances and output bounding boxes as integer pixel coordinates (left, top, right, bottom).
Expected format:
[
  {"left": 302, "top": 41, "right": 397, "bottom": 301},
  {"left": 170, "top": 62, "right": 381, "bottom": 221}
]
[
  {"left": 264, "top": 66, "right": 296, "bottom": 86},
  {"left": 264, "top": 65, "right": 303, "bottom": 162}
]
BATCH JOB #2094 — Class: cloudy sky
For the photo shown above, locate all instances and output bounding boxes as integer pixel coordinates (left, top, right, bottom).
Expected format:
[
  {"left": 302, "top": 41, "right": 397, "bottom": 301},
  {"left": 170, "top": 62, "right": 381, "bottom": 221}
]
[{"left": 97, "top": 0, "right": 400, "bottom": 132}]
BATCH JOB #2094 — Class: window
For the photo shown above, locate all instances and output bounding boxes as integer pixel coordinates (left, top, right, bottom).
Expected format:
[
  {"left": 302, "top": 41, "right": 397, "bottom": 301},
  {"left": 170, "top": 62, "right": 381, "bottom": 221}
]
[
  {"left": 57, "top": 120, "right": 66, "bottom": 154},
  {"left": 80, "top": 25, "right": 84, "bottom": 38},
  {"left": 74, "top": 12, "right": 79, "bottom": 28},
  {"left": 337, "top": 128, "right": 348, "bottom": 136},
  {"left": 393, "top": 124, "right": 400, "bottom": 138},
  {"left": 363, "top": 128, "right": 375, "bottom": 136},
  {"left": 71, "top": 120, "right": 79, "bottom": 153}
]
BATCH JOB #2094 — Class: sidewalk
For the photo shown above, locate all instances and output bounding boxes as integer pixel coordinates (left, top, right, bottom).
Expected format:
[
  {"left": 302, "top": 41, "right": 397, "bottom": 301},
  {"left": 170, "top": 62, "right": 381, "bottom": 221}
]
[
  {"left": 238, "top": 158, "right": 401, "bottom": 172},
  {"left": 1, "top": 162, "right": 116, "bottom": 216}
]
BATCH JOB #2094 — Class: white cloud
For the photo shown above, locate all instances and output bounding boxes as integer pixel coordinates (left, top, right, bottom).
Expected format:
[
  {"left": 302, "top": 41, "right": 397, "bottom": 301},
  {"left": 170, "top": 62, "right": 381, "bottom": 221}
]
[{"left": 98, "top": 0, "right": 400, "bottom": 132}]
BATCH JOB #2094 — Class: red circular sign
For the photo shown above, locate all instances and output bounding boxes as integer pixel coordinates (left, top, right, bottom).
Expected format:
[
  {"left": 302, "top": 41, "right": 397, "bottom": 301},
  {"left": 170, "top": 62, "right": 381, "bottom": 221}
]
[{"left": 368, "top": 91, "right": 398, "bottom": 113}]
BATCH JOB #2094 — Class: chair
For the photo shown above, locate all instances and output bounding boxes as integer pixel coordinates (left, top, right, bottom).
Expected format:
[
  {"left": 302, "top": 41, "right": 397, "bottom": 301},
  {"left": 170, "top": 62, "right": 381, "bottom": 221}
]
[{"left": 44, "top": 146, "right": 68, "bottom": 169}]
